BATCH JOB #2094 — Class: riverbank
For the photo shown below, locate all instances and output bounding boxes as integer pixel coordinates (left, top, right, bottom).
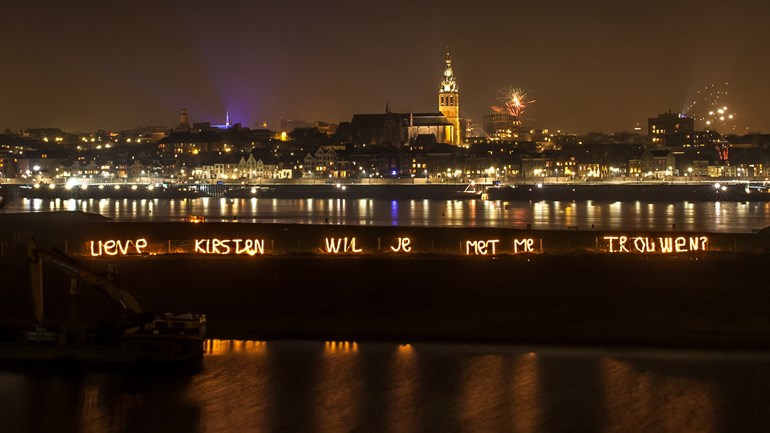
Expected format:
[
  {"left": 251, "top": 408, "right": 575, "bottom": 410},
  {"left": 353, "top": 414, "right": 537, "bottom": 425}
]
[
  {"left": 4, "top": 180, "right": 770, "bottom": 201},
  {"left": 2, "top": 212, "right": 770, "bottom": 351},
  {"left": 2, "top": 253, "right": 770, "bottom": 350}
]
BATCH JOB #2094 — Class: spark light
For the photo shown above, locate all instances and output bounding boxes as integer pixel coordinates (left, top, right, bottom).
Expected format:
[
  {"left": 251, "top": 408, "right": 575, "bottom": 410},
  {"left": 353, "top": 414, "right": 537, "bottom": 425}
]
[
  {"left": 491, "top": 86, "right": 535, "bottom": 121},
  {"left": 684, "top": 82, "right": 737, "bottom": 131}
]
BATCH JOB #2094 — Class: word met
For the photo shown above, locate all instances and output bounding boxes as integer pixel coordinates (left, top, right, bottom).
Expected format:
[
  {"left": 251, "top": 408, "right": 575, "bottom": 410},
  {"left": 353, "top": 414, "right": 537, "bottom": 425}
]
[
  {"left": 466, "top": 239, "right": 500, "bottom": 255},
  {"left": 90, "top": 239, "right": 148, "bottom": 256}
]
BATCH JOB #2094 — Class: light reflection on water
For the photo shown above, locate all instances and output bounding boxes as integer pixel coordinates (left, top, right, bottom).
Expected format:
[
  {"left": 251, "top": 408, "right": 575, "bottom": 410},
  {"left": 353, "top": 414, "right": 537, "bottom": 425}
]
[
  {"left": 600, "top": 357, "right": 717, "bottom": 433},
  {"left": 3, "top": 340, "right": 769, "bottom": 432},
  {"left": 6, "top": 198, "right": 770, "bottom": 232},
  {"left": 201, "top": 341, "right": 765, "bottom": 433}
]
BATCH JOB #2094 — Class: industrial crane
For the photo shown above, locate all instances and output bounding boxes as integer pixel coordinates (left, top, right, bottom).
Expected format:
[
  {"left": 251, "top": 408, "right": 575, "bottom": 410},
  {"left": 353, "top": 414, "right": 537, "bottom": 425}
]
[{"left": 15, "top": 238, "right": 207, "bottom": 363}]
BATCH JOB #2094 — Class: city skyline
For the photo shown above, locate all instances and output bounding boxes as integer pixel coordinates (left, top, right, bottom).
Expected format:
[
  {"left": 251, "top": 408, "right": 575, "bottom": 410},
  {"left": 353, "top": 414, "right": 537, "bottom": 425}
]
[{"left": 2, "top": 0, "right": 769, "bottom": 134}]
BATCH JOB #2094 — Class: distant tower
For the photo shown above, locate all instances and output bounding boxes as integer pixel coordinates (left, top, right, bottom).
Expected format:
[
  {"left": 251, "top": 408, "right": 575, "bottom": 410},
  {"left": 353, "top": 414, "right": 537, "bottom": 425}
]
[
  {"left": 438, "top": 49, "right": 461, "bottom": 146},
  {"left": 175, "top": 108, "right": 190, "bottom": 132},
  {"left": 225, "top": 111, "right": 230, "bottom": 128}
]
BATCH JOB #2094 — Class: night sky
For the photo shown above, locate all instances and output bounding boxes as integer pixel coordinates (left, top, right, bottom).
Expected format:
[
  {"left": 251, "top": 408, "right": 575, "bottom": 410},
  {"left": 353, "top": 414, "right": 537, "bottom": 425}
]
[{"left": 2, "top": 0, "right": 769, "bottom": 134}]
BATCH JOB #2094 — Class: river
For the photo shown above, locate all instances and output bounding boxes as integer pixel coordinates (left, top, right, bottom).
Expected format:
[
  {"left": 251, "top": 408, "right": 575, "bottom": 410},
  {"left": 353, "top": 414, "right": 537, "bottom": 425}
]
[
  {"left": 1, "top": 340, "right": 768, "bottom": 433},
  {"left": 3, "top": 197, "right": 770, "bottom": 432},
  {"left": 4, "top": 197, "right": 770, "bottom": 232}
]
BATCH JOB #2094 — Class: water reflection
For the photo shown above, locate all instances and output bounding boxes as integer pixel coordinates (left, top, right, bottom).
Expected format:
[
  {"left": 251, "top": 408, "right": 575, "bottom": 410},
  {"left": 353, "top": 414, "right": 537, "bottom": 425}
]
[
  {"left": 389, "top": 344, "right": 419, "bottom": 433},
  {"left": 206, "top": 339, "right": 267, "bottom": 356},
  {"left": 2, "top": 342, "right": 770, "bottom": 432},
  {"left": 510, "top": 353, "right": 541, "bottom": 433},
  {"left": 315, "top": 341, "right": 361, "bottom": 433},
  {"left": 457, "top": 354, "right": 509, "bottom": 431},
  {"left": 6, "top": 198, "right": 770, "bottom": 232},
  {"left": 600, "top": 357, "right": 718, "bottom": 433}
]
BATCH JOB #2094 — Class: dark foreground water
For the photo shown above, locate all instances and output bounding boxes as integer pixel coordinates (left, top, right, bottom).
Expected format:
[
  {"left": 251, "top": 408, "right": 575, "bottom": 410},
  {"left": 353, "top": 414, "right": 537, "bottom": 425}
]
[
  {"left": 2, "top": 340, "right": 769, "bottom": 433},
  {"left": 6, "top": 197, "right": 770, "bottom": 232}
]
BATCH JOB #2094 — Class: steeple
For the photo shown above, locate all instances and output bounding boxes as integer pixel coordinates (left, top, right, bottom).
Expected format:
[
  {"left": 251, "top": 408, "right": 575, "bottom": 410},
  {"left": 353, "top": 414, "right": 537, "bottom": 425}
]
[
  {"left": 438, "top": 48, "right": 461, "bottom": 146},
  {"left": 440, "top": 48, "right": 457, "bottom": 93},
  {"left": 180, "top": 108, "right": 189, "bottom": 126},
  {"left": 175, "top": 108, "right": 190, "bottom": 132}
]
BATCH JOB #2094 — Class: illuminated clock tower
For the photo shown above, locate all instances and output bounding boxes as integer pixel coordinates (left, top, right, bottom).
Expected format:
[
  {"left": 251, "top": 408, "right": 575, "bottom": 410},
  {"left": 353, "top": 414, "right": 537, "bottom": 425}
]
[{"left": 438, "top": 50, "right": 461, "bottom": 146}]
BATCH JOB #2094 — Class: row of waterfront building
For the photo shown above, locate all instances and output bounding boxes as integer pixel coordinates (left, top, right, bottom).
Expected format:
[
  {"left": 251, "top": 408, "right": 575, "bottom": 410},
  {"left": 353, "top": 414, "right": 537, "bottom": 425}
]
[
  {"left": 2, "top": 125, "right": 769, "bottom": 185},
  {"left": 1, "top": 50, "right": 769, "bottom": 184}
]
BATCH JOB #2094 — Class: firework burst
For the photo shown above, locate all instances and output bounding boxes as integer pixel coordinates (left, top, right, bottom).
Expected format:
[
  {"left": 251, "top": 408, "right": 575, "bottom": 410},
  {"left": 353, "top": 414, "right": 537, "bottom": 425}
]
[
  {"left": 492, "top": 87, "right": 535, "bottom": 120},
  {"left": 684, "top": 82, "right": 737, "bottom": 131}
]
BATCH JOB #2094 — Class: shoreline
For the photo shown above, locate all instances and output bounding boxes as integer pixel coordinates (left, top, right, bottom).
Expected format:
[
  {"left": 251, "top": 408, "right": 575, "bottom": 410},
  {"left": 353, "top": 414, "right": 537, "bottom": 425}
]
[
  {"left": 2, "top": 213, "right": 770, "bottom": 353},
  {"left": 4, "top": 252, "right": 770, "bottom": 352},
  {"left": 4, "top": 180, "right": 770, "bottom": 202}
]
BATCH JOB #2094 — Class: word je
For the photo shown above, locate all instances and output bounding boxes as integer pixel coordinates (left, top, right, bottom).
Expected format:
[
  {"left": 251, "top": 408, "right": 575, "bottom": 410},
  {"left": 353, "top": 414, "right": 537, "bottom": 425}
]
[{"left": 390, "top": 237, "right": 412, "bottom": 253}]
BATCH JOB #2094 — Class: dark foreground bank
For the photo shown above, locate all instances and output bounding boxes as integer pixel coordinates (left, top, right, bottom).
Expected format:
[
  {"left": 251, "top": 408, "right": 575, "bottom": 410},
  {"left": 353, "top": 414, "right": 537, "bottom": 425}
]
[{"left": 2, "top": 252, "right": 770, "bottom": 350}]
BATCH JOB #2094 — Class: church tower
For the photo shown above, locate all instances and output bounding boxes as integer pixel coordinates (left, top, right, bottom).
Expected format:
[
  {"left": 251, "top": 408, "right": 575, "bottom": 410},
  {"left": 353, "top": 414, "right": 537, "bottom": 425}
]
[
  {"left": 438, "top": 50, "right": 461, "bottom": 146},
  {"left": 175, "top": 108, "right": 191, "bottom": 133}
]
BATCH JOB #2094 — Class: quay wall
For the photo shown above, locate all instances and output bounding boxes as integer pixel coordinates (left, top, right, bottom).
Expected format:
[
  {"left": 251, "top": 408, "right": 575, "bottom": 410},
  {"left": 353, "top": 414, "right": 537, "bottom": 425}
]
[
  {"left": 0, "top": 214, "right": 768, "bottom": 258},
  {"left": 3, "top": 213, "right": 770, "bottom": 348}
]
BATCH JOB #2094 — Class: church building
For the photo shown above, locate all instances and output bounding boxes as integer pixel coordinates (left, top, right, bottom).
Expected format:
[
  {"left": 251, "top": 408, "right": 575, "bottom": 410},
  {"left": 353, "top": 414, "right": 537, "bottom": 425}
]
[{"left": 342, "top": 50, "right": 463, "bottom": 147}]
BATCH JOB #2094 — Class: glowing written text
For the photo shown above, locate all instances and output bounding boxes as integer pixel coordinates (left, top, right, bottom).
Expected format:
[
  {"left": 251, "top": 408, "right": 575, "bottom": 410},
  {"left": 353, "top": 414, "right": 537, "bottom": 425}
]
[
  {"left": 195, "top": 238, "right": 265, "bottom": 255},
  {"left": 603, "top": 236, "right": 708, "bottom": 253},
  {"left": 390, "top": 237, "right": 412, "bottom": 253},
  {"left": 324, "top": 237, "right": 363, "bottom": 254},
  {"left": 90, "top": 239, "right": 148, "bottom": 256}
]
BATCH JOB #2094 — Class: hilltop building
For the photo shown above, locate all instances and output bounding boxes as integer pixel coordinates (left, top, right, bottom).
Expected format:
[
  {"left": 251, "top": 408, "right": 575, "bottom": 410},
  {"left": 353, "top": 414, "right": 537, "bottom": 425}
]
[{"left": 341, "top": 51, "right": 462, "bottom": 148}]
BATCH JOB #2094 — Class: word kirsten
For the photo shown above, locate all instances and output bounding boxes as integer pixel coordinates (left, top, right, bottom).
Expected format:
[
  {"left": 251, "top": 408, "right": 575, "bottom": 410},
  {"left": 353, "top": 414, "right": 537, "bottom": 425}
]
[{"left": 195, "top": 238, "right": 265, "bottom": 255}]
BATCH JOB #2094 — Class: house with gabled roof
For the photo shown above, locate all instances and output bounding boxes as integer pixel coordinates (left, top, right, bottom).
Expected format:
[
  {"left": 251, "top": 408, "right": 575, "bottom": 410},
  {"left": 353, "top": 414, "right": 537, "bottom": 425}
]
[{"left": 641, "top": 149, "right": 676, "bottom": 178}]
